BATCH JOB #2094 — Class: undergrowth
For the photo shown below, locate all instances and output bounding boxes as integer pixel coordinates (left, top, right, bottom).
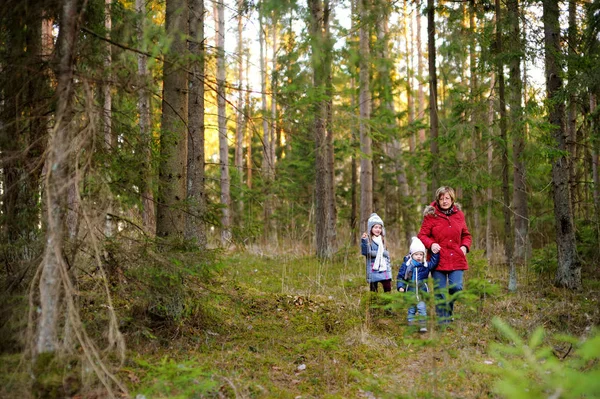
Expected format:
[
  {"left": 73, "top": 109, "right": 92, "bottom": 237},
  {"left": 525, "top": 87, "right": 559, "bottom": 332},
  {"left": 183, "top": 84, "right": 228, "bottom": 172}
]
[{"left": 1, "top": 246, "right": 599, "bottom": 398}]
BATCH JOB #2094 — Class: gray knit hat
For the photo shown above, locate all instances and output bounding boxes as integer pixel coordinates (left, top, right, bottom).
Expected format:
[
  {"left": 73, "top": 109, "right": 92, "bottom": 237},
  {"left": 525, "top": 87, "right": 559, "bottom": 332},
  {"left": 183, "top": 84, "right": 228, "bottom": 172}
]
[{"left": 367, "top": 213, "right": 385, "bottom": 236}]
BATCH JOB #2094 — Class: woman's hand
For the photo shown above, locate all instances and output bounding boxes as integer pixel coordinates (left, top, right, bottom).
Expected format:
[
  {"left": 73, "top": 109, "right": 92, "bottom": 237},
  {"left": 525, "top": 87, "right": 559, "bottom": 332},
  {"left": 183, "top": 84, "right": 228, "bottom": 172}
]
[
  {"left": 361, "top": 232, "right": 368, "bottom": 239},
  {"left": 431, "top": 243, "right": 441, "bottom": 253},
  {"left": 460, "top": 246, "right": 467, "bottom": 255}
]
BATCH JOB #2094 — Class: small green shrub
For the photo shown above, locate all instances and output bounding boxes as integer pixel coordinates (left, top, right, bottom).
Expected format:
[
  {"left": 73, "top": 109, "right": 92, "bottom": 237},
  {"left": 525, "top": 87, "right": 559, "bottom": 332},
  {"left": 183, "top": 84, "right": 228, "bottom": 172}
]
[
  {"left": 530, "top": 245, "right": 558, "bottom": 277},
  {"left": 132, "top": 357, "right": 219, "bottom": 398},
  {"left": 485, "top": 318, "right": 600, "bottom": 398}
]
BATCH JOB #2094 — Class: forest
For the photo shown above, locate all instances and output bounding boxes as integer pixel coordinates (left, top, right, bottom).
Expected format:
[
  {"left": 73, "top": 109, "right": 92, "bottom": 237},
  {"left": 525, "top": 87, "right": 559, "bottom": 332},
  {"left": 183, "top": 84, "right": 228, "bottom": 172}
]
[{"left": 1, "top": 0, "right": 600, "bottom": 397}]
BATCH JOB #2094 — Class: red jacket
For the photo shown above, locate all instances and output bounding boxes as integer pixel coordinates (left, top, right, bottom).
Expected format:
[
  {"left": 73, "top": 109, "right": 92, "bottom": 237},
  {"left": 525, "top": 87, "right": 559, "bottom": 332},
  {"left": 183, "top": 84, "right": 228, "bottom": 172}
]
[{"left": 417, "top": 202, "right": 472, "bottom": 272}]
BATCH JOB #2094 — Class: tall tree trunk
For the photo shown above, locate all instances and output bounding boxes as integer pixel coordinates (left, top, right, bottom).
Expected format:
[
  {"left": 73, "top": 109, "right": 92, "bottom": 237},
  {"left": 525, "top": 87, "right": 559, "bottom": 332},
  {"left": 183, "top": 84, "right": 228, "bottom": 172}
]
[
  {"left": 469, "top": 0, "right": 481, "bottom": 250},
  {"left": 416, "top": 0, "right": 427, "bottom": 205},
  {"left": 487, "top": 73, "right": 495, "bottom": 264},
  {"left": 567, "top": 0, "right": 578, "bottom": 215},
  {"left": 427, "top": 0, "right": 439, "bottom": 192},
  {"left": 495, "top": 0, "right": 516, "bottom": 290},
  {"left": 592, "top": 94, "right": 599, "bottom": 228},
  {"left": 103, "top": 0, "right": 114, "bottom": 237},
  {"left": 359, "top": 0, "right": 373, "bottom": 233},
  {"left": 136, "top": 0, "right": 156, "bottom": 235},
  {"left": 37, "top": 0, "right": 79, "bottom": 355},
  {"left": 350, "top": 0, "right": 358, "bottom": 245},
  {"left": 235, "top": 0, "right": 245, "bottom": 176},
  {"left": 234, "top": 0, "right": 245, "bottom": 227},
  {"left": 271, "top": 22, "right": 278, "bottom": 172},
  {"left": 406, "top": 0, "right": 416, "bottom": 153},
  {"left": 543, "top": 0, "right": 582, "bottom": 289},
  {"left": 259, "top": 7, "right": 274, "bottom": 242},
  {"left": 215, "top": 0, "right": 231, "bottom": 245},
  {"left": 157, "top": 0, "right": 188, "bottom": 239},
  {"left": 508, "top": 0, "right": 530, "bottom": 265},
  {"left": 186, "top": 0, "right": 207, "bottom": 248},
  {"left": 245, "top": 51, "right": 253, "bottom": 189},
  {"left": 309, "top": 0, "right": 336, "bottom": 258}
]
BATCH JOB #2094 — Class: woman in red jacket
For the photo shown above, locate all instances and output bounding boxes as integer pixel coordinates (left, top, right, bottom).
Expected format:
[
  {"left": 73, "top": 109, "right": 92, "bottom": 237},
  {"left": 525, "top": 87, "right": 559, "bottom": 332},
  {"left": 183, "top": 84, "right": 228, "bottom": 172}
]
[{"left": 417, "top": 186, "right": 472, "bottom": 323}]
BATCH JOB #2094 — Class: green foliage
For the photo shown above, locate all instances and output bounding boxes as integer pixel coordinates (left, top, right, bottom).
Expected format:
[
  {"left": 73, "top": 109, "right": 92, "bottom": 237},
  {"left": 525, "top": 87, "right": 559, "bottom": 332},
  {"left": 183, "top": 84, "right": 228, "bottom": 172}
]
[
  {"left": 132, "top": 357, "right": 219, "bottom": 398},
  {"left": 487, "top": 318, "right": 600, "bottom": 399},
  {"left": 530, "top": 244, "right": 558, "bottom": 278},
  {"left": 119, "top": 244, "right": 217, "bottom": 326}
]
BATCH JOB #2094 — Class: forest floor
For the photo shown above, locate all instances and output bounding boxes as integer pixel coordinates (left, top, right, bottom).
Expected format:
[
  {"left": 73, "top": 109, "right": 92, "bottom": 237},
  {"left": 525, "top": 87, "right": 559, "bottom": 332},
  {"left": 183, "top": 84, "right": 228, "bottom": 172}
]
[{"left": 1, "top": 247, "right": 599, "bottom": 398}]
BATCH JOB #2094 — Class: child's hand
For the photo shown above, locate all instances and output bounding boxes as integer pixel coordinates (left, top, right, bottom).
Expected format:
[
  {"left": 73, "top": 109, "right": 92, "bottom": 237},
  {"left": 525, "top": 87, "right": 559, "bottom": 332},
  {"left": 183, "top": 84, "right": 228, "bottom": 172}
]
[{"left": 398, "top": 287, "right": 405, "bottom": 292}]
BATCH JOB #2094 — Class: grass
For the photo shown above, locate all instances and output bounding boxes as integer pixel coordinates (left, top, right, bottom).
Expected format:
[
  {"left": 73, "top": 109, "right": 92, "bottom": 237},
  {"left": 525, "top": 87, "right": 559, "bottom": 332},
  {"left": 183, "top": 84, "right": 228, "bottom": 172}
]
[{"left": 1, "top": 248, "right": 599, "bottom": 398}]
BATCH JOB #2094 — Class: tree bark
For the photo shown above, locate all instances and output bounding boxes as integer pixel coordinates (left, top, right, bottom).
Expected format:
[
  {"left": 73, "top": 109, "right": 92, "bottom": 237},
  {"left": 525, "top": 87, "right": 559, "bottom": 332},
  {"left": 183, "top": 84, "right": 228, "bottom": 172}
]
[
  {"left": 215, "top": 0, "right": 231, "bottom": 245},
  {"left": 235, "top": 0, "right": 245, "bottom": 176},
  {"left": 359, "top": 0, "right": 373, "bottom": 233},
  {"left": 186, "top": 0, "right": 207, "bottom": 248},
  {"left": 416, "top": 0, "right": 427, "bottom": 205},
  {"left": 157, "top": 0, "right": 188, "bottom": 239},
  {"left": 136, "top": 0, "right": 156, "bottom": 235},
  {"left": 567, "top": 0, "right": 578, "bottom": 215},
  {"left": 427, "top": 0, "right": 439, "bottom": 192},
  {"left": 103, "top": 0, "right": 114, "bottom": 237},
  {"left": 37, "top": 0, "right": 79, "bottom": 354},
  {"left": 543, "top": 0, "right": 582, "bottom": 289},
  {"left": 508, "top": 0, "right": 530, "bottom": 265},
  {"left": 309, "top": 0, "right": 336, "bottom": 258},
  {"left": 259, "top": 6, "right": 274, "bottom": 242},
  {"left": 487, "top": 73, "right": 495, "bottom": 264},
  {"left": 495, "top": 0, "right": 516, "bottom": 290}
]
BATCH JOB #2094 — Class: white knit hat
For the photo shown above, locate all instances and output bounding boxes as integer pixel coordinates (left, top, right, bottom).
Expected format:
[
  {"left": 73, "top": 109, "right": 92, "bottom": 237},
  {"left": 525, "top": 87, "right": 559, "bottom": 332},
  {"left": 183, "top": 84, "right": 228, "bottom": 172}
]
[
  {"left": 409, "top": 237, "right": 426, "bottom": 256},
  {"left": 367, "top": 213, "right": 385, "bottom": 236}
]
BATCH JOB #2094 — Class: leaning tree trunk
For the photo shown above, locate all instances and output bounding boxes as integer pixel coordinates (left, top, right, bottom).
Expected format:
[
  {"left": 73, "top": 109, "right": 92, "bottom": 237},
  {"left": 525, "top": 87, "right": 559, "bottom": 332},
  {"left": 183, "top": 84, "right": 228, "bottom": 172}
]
[
  {"left": 359, "top": 0, "right": 373, "bottom": 233},
  {"left": 543, "top": 0, "right": 582, "bottom": 290},
  {"left": 157, "top": 0, "right": 188, "bottom": 239},
  {"left": 186, "top": 0, "right": 207, "bottom": 248},
  {"left": 427, "top": 0, "right": 439, "bottom": 192}
]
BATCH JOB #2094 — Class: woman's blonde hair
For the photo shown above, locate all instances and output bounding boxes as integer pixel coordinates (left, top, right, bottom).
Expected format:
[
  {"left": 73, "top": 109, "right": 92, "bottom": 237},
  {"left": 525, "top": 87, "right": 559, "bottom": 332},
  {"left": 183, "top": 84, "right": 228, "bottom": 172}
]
[{"left": 435, "top": 186, "right": 456, "bottom": 203}]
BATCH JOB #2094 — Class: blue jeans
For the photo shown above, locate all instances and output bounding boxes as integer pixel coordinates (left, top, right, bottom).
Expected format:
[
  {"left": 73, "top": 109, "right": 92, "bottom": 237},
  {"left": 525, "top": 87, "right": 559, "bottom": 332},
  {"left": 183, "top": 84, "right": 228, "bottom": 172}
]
[
  {"left": 432, "top": 270, "right": 463, "bottom": 322},
  {"left": 407, "top": 301, "right": 427, "bottom": 324}
]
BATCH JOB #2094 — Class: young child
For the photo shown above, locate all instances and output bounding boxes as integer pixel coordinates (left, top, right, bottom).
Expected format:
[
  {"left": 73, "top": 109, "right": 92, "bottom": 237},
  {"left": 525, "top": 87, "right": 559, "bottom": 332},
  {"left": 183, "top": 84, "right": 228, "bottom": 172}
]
[
  {"left": 397, "top": 237, "right": 439, "bottom": 332},
  {"left": 361, "top": 213, "right": 393, "bottom": 292}
]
